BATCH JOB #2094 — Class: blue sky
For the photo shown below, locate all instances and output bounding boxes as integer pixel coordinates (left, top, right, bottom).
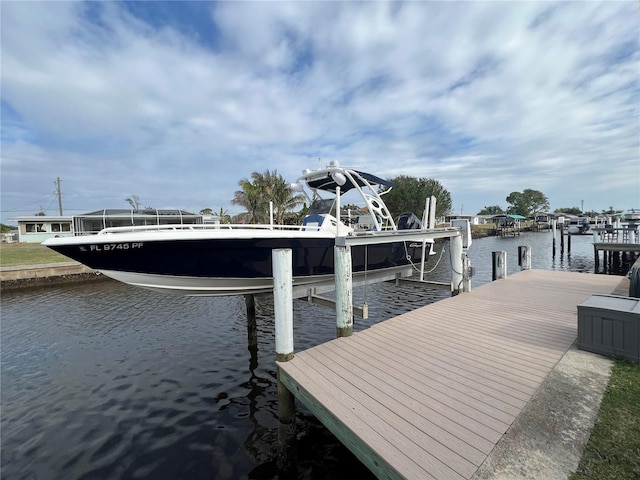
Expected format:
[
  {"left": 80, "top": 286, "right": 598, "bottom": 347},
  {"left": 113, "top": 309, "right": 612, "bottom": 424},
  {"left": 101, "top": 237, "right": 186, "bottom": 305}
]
[{"left": 1, "top": 1, "right": 638, "bottom": 224}]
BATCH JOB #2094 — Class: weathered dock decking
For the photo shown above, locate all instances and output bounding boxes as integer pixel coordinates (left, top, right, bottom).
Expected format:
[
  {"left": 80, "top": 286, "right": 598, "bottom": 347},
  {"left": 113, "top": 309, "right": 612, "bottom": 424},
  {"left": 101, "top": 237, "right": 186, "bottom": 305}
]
[{"left": 277, "top": 269, "right": 621, "bottom": 480}]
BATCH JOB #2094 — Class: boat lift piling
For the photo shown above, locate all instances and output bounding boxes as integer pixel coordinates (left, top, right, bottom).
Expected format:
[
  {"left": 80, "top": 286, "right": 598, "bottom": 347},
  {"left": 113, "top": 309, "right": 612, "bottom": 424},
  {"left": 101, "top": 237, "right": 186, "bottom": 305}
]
[
  {"left": 449, "top": 234, "right": 464, "bottom": 295},
  {"left": 244, "top": 294, "right": 259, "bottom": 368},
  {"left": 334, "top": 244, "right": 354, "bottom": 338},
  {"left": 273, "top": 249, "right": 296, "bottom": 474}
]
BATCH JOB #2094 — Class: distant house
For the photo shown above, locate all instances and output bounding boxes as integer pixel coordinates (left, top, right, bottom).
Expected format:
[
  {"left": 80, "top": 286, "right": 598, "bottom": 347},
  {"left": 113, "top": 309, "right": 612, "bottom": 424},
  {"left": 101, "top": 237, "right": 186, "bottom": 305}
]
[
  {"left": 534, "top": 212, "right": 555, "bottom": 223},
  {"left": 491, "top": 214, "right": 526, "bottom": 226},
  {"left": 445, "top": 215, "right": 485, "bottom": 226},
  {"left": 11, "top": 209, "right": 206, "bottom": 243},
  {"left": 12, "top": 215, "right": 74, "bottom": 243}
]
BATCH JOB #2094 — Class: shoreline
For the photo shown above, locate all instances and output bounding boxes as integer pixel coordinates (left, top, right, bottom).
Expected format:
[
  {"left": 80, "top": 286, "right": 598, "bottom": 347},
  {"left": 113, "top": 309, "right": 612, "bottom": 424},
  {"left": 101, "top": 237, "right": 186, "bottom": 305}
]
[{"left": 0, "top": 262, "right": 108, "bottom": 290}]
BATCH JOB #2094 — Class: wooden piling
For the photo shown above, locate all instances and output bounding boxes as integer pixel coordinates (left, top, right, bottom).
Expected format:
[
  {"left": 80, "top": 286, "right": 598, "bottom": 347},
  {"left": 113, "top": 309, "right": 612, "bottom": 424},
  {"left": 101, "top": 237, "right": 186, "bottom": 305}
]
[
  {"left": 551, "top": 220, "right": 557, "bottom": 257},
  {"left": 245, "top": 294, "right": 257, "bottom": 350},
  {"left": 272, "top": 249, "right": 296, "bottom": 473},
  {"left": 518, "top": 245, "right": 532, "bottom": 270},
  {"left": 492, "top": 251, "right": 507, "bottom": 280},
  {"left": 462, "top": 253, "right": 472, "bottom": 293},
  {"left": 450, "top": 235, "right": 464, "bottom": 295},
  {"left": 334, "top": 245, "right": 354, "bottom": 337}
]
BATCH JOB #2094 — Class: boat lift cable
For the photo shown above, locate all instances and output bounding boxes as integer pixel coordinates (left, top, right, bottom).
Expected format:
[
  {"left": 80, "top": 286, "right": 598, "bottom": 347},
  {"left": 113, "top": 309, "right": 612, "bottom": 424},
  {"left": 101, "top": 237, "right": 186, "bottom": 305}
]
[{"left": 404, "top": 241, "right": 447, "bottom": 276}]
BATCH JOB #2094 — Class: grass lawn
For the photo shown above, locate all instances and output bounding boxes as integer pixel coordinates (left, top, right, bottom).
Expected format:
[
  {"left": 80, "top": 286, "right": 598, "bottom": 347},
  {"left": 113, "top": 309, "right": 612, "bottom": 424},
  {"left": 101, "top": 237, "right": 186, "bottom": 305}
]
[
  {"left": 570, "top": 359, "right": 640, "bottom": 480},
  {"left": 0, "top": 243, "right": 73, "bottom": 267}
]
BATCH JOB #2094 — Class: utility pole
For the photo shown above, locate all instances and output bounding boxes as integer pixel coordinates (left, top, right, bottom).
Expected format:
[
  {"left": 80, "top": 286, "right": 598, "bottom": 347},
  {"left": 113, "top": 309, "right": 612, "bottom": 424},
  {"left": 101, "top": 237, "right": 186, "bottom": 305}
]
[{"left": 54, "top": 177, "right": 63, "bottom": 215}]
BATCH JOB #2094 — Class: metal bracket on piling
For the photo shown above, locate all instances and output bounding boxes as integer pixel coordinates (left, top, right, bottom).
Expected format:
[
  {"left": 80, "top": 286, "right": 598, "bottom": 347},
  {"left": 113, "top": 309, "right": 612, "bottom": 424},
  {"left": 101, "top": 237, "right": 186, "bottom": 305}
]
[{"left": 307, "top": 294, "right": 369, "bottom": 319}]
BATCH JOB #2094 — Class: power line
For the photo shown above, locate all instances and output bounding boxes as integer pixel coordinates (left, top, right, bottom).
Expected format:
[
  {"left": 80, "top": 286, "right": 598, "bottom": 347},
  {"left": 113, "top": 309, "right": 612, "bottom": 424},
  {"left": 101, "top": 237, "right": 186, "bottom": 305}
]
[{"left": 0, "top": 195, "right": 58, "bottom": 213}]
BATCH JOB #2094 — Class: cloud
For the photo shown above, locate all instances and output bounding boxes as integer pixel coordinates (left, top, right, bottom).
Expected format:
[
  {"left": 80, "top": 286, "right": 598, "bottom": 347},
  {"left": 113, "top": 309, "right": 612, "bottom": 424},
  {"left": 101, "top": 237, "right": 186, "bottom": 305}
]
[{"left": 1, "top": 1, "right": 638, "bottom": 223}]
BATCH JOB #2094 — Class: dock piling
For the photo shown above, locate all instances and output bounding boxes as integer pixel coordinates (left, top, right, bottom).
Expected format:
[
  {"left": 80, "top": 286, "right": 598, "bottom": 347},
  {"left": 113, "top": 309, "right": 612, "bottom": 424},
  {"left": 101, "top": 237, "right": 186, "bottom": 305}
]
[
  {"left": 518, "top": 245, "right": 532, "bottom": 270},
  {"left": 492, "top": 251, "right": 507, "bottom": 280},
  {"left": 245, "top": 294, "right": 257, "bottom": 349},
  {"left": 462, "top": 253, "right": 472, "bottom": 293},
  {"left": 272, "top": 249, "right": 296, "bottom": 473},
  {"left": 334, "top": 245, "right": 354, "bottom": 337},
  {"left": 450, "top": 234, "right": 464, "bottom": 295}
]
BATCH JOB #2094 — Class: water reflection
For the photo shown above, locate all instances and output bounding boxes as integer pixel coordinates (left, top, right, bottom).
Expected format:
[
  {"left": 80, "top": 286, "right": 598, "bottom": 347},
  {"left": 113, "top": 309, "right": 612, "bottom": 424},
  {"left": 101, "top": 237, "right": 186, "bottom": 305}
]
[{"left": 1, "top": 232, "right": 629, "bottom": 480}]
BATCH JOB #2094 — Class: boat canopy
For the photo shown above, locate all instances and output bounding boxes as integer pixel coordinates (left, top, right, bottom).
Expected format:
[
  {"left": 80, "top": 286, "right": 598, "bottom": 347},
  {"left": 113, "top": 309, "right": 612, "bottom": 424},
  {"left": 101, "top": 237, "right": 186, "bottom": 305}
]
[
  {"left": 492, "top": 214, "right": 526, "bottom": 220},
  {"left": 305, "top": 170, "right": 394, "bottom": 194}
]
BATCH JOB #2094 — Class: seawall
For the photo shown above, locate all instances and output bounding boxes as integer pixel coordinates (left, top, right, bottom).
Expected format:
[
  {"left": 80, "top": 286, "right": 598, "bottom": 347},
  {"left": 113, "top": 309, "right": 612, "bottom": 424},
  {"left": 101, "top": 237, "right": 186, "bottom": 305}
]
[{"left": 0, "top": 262, "right": 107, "bottom": 290}]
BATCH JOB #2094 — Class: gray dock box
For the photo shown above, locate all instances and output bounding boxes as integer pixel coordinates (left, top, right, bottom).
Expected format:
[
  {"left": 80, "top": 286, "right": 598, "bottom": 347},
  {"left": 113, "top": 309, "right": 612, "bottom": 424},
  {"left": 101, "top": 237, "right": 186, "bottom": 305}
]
[{"left": 577, "top": 295, "right": 640, "bottom": 363}]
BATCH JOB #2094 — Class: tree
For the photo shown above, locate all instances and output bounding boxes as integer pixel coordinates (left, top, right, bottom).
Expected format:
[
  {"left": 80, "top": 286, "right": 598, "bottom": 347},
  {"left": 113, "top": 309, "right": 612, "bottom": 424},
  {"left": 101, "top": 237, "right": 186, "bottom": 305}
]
[
  {"left": 231, "top": 170, "right": 304, "bottom": 224},
  {"left": 380, "top": 176, "right": 452, "bottom": 220},
  {"left": 555, "top": 207, "right": 582, "bottom": 216},
  {"left": 217, "top": 207, "right": 231, "bottom": 224},
  {"left": 125, "top": 195, "right": 140, "bottom": 210},
  {"left": 477, "top": 205, "right": 504, "bottom": 216},
  {"left": 505, "top": 189, "right": 549, "bottom": 218},
  {"left": 602, "top": 206, "right": 623, "bottom": 215},
  {"left": 199, "top": 207, "right": 231, "bottom": 224}
]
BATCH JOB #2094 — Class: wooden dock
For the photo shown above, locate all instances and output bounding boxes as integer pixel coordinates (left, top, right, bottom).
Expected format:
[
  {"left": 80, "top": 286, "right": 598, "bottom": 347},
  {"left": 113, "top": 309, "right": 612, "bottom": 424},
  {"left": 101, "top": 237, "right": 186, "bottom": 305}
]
[{"left": 277, "top": 269, "right": 622, "bottom": 480}]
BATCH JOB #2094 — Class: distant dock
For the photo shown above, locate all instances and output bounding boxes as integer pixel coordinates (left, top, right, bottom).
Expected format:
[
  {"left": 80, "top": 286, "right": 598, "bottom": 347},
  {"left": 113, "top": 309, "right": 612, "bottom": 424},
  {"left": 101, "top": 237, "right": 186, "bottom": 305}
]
[
  {"left": 591, "top": 227, "right": 640, "bottom": 272},
  {"left": 277, "top": 270, "right": 621, "bottom": 479}
]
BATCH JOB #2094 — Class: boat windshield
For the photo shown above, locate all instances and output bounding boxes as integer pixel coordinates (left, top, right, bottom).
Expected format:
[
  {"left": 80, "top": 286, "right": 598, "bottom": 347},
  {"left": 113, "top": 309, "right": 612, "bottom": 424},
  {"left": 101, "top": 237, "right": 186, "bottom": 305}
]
[{"left": 308, "top": 198, "right": 335, "bottom": 215}]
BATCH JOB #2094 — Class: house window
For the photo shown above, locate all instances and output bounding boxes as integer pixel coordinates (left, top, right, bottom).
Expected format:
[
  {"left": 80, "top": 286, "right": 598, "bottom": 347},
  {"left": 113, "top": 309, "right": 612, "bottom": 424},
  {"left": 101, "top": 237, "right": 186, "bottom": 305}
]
[
  {"left": 25, "top": 223, "right": 46, "bottom": 233},
  {"left": 50, "top": 223, "right": 71, "bottom": 232}
]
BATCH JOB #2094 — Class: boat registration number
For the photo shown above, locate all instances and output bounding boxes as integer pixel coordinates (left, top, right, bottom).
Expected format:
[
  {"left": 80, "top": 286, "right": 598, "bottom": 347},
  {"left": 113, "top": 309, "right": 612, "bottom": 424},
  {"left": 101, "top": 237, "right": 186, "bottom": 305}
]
[{"left": 88, "top": 243, "right": 144, "bottom": 251}]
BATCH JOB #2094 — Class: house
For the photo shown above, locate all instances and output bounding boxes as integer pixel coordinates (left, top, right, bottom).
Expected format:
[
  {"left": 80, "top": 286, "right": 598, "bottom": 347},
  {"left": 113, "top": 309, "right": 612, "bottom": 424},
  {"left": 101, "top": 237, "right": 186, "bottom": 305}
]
[
  {"left": 11, "top": 209, "right": 204, "bottom": 243},
  {"left": 534, "top": 212, "right": 555, "bottom": 223},
  {"left": 445, "top": 215, "right": 486, "bottom": 226},
  {"left": 491, "top": 214, "right": 526, "bottom": 226},
  {"left": 12, "top": 215, "right": 74, "bottom": 243}
]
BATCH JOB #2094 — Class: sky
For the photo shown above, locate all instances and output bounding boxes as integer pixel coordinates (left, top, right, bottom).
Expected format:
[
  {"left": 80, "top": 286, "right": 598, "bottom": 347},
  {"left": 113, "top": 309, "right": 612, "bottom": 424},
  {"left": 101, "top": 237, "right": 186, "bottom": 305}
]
[{"left": 1, "top": 1, "right": 639, "bottom": 224}]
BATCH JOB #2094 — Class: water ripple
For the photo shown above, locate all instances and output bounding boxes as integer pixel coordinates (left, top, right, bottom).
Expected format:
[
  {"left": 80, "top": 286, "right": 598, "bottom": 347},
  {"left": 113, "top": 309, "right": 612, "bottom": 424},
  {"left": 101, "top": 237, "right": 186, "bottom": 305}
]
[{"left": 1, "top": 234, "right": 624, "bottom": 479}]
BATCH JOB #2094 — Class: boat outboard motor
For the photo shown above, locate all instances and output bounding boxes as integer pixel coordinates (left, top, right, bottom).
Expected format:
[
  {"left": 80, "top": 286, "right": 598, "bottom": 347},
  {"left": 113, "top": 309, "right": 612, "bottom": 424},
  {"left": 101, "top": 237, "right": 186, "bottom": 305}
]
[{"left": 397, "top": 212, "right": 423, "bottom": 230}]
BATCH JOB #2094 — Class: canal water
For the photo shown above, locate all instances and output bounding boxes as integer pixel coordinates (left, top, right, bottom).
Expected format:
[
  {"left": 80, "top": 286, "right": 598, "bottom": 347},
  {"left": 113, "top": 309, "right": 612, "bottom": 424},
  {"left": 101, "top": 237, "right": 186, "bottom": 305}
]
[{"left": 1, "top": 232, "right": 626, "bottom": 480}]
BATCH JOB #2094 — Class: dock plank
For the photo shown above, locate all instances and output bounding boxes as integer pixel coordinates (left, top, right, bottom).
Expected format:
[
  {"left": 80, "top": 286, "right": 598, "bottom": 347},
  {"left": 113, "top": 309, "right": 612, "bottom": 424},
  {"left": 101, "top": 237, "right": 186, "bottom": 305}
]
[
  {"left": 319, "top": 341, "right": 508, "bottom": 445},
  {"left": 277, "top": 269, "right": 621, "bottom": 479}
]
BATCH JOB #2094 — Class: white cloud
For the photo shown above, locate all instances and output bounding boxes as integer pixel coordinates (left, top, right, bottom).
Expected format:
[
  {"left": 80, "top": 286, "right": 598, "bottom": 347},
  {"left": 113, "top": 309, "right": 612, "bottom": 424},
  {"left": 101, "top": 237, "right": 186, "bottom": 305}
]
[{"left": 1, "top": 1, "right": 638, "bottom": 223}]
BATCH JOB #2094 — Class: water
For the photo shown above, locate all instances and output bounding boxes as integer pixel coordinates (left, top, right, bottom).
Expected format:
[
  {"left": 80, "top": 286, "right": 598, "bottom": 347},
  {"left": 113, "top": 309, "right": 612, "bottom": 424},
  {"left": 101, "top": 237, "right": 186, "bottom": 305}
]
[{"left": 1, "top": 232, "right": 627, "bottom": 480}]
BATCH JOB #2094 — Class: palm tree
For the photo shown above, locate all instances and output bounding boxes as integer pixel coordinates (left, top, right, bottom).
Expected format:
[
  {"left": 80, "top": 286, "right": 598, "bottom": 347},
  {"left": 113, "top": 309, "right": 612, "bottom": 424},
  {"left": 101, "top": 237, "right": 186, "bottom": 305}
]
[
  {"left": 125, "top": 195, "right": 140, "bottom": 210},
  {"left": 232, "top": 177, "right": 266, "bottom": 223},
  {"left": 231, "top": 170, "right": 305, "bottom": 224},
  {"left": 217, "top": 207, "right": 231, "bottom": 224}
]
